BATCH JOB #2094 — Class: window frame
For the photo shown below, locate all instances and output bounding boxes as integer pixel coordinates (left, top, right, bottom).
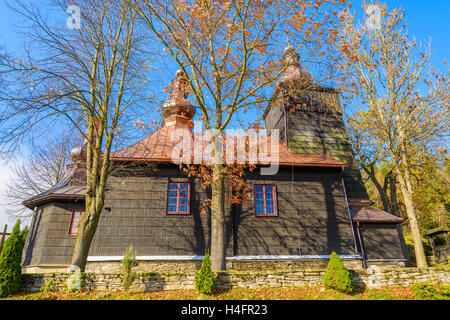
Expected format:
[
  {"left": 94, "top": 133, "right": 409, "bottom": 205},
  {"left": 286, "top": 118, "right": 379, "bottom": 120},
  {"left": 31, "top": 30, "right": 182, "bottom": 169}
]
[
  {"left": 254, "top": 184, "right": 278, "bottom": 216},
  {"left": 166, "top": 182, "right": 191, "bottom": 215},
  {"left": 68, "top": 210, "right": 84, "bottom": 235}
]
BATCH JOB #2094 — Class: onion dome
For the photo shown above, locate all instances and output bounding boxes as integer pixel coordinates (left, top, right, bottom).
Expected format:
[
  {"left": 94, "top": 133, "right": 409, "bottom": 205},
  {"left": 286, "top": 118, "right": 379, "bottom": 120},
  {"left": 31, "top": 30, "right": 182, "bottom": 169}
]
[
  {"left": 70, "top": 138, "right": 88, "bottom": 163},
  {"left": 278, "top": 45, "right": 313, "bottom": 86},
  {"left": 161, "top": 69, "right": 196, "bottom": 127}
]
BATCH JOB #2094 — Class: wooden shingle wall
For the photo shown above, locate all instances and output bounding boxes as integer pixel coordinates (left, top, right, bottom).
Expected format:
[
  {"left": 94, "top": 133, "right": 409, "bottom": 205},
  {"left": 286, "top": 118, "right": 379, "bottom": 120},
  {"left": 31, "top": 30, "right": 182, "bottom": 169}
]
[
  {"left": 263, "top": 88, "right": 369, "bottom": 200},
  {"left": 87, "top": 167, "right": 227, "bottom": 257},
  {"left": 356, "top": 223, "right": 408, "bottom": 260},
  {"left": 234, "top": 167, "right": 356, "bottom": 256},
  {"left": 22, "top": 201, "right": 84, "bottom": 266},
  {"left": 23, "top": 165, "right": 357, "bottom": 266}
]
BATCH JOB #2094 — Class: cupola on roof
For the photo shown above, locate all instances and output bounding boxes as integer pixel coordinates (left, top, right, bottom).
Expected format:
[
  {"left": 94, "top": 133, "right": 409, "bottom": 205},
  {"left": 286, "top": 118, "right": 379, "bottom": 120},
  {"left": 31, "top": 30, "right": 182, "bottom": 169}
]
[
  {"left": 278, "top": 45, "right": 313, "bottom": 86},
  {"left": 161, "top": 69, "right": 196, "bottom": 128}
]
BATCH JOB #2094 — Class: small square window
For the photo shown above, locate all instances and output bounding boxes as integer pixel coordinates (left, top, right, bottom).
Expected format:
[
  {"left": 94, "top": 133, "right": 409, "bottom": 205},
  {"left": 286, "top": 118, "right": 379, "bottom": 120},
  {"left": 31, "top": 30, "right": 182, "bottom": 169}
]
[
  {"left": 167, "top": 182, "right": 190, "bottom": 214},
  {"left": 254, "top": 185, "right": 277, "bottom": 216},
  {"left": 68, "top": 210, "right": 84, "bottom": 235}
]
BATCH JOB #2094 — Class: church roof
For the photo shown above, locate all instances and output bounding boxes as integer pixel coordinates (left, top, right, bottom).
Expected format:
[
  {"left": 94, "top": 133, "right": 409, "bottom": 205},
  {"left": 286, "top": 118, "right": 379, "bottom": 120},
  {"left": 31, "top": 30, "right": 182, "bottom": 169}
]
[
  {"left": 22, "top": 65, "right": 347, "bottom": 210},
  {"left": 109, "top": 119, "right": 346, "bottom": 168},
  {"left": 23, "top": 119, "right": 344, "bottom": 209},
  {"left": 22, "top": 164, "right": 85, "bottom": 209},
  {"left": 350, "top": 206, "right": 404, "bottom": 224}
]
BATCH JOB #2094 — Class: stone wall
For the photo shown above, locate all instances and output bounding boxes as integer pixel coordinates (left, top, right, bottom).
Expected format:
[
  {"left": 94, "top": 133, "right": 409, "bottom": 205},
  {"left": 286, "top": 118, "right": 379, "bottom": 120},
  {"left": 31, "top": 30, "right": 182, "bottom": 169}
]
[
  {"left": 20, "top": 266, "right": 450, "bottom": 292},
  {"left": 226, "top": 259, "right": 365, "bottom": 271},
  {"left": 83, "top": 259, "right": 364, "bottom": 273},
  {"left": 23, "top": 258, "right": 405, "bottom": 274},
  {"left": 85, "top": 260, "right": 203, "bottom": 273}
]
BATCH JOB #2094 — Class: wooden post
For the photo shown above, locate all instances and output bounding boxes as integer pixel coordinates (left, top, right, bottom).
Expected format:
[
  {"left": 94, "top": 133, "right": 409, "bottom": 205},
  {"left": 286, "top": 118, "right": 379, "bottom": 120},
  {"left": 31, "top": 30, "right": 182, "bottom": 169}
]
[
  {"left": 444, "top": 232, "right": 450, "bottom": 250},
  {"left": 429, "top": 237, "right": 437, "bottom": 261},
  {"left": 0, "top": 225, "right": 7, "bottom": 254},
  {"left": 444, "top": 232, "right": 450, "bottom": 262}
]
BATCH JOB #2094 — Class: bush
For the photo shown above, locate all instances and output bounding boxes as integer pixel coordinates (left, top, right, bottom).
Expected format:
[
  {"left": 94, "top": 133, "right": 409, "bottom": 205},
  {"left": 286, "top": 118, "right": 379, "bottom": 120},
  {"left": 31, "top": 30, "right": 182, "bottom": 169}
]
[
  {"left": 411, "top": 282, "right": 450, "bottom": 300},
  {"left": 0, "top": 220, "right": 27, "bottom": 297},
  {"left": 323, "top": 251, "right": 354, "bottom": 294},
  {"left": 39, "top": 279, "right": 56, "bottom": 293},
  {"left": 194, "top": 251, "right": 217, "bottom": 294},
  {"left": 121, "top": 244, "right": 138, "bottom": 290},
  {"left": 66, "top": 268, "right": 84, "bottom": 292},
  {"left": 20, "top": 226, "right": 28, "bottom": 247}
]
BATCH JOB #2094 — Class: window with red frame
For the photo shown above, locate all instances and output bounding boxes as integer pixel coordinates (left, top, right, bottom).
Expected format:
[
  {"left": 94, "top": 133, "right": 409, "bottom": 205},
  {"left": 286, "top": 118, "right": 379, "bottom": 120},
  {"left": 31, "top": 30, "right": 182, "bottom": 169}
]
[
  {"left": 254, "top": 185, "right": 277, "bottom": 216},
  {"left": 68, "top": 210, "right": 84, "bottom": 235},
  {"left": 167, "top": 182, "right": 190, "bottom": 214}
]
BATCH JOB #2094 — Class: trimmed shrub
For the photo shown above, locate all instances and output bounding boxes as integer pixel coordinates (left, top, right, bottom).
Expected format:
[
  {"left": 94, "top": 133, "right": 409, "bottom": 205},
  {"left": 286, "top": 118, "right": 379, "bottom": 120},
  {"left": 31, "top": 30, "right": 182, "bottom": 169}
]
[
  {"left": 194, "top": 251, "right": 217, "bottom": 294},
  {"left": 0, "top": 220, "right": 25, "bottom": 297},
  {"left": 121, "top": 244, "right": 138, "bottom": 290},
  {"left": 323, "top": 251, "right": 354, "bottom": 294}
]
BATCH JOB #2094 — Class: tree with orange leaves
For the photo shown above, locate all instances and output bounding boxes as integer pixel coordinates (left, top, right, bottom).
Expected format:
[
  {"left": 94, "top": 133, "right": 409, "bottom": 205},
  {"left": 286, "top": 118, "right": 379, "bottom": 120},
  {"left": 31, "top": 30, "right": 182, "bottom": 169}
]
[
  {"left": 129, "top": 0, "right": 349, "bottom": 270},
  {"left": 337, "top": 2, "right": 449, "bottom": 268},
  {"left": 0, "top": 0, "right": 152, "bottom": 272}
]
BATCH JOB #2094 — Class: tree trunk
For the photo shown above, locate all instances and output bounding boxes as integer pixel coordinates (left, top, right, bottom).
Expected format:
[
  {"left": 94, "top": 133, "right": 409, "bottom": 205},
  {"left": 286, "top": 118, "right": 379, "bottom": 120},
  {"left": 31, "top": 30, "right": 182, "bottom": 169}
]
[
  {"left": 389, "top": 172, "right": 399, "bottom": 216},
  {"left": 210, "top": 161, "right": 226, "bottom": 270},
  {"left": 69, "top": 172, "right": 108, "bottom": 272},
  {"left": 363, "top": 165, "right": 392, "bottom": 213},
  {"left": 70, "top": 206, "right": 101, "bottom": 271},
  {"left": 395, "top": 166, "right": 428, "bottom": 268},
  {"left": 209, "top": 130, "right": 226, "bottom": 270}
]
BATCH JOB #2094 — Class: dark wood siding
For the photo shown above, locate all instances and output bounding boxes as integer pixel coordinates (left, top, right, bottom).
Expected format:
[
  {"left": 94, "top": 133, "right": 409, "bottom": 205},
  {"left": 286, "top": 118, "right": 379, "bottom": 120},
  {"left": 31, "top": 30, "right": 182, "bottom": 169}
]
[
  {"left": 87, "top": 167, "right": 217, "bottom": 257},
  {"left": 23, "top": 165, "right": 359, "bottom": 266},
  {"left": 357, "top": 223, "right": 407, "bottom": 260},
  {"left": 22, "top": 201, "right": 84, "bottom": 266},
  {"left": 264, "top": 102, "right": 286, "bottom": 143},
  {"left": 263, "top": 88, "right": 369, "bottom": 200},
  {"left": 234, "top": 167, "right": 357, "bottom": 256}
]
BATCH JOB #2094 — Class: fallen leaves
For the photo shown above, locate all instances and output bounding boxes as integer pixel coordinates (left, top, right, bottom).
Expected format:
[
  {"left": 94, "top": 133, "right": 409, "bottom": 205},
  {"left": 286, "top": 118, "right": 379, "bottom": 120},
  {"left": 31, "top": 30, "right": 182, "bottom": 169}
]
[{"left": 8, "top": 285, "right": 438, "bottom": 300}]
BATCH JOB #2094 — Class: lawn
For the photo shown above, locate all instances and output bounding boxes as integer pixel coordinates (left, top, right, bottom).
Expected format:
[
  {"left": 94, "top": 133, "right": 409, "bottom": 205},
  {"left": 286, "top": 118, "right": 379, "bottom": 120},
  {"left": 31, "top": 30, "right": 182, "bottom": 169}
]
[{"left": 6, "top": 283, "right": 450, "bottom": 300}]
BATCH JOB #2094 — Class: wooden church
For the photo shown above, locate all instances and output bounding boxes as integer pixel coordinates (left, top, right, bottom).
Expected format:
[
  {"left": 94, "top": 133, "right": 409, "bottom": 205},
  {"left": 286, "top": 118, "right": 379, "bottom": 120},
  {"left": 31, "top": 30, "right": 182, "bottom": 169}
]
[{"left": 21, "top": 46, "right": 409, "bottom": 273}]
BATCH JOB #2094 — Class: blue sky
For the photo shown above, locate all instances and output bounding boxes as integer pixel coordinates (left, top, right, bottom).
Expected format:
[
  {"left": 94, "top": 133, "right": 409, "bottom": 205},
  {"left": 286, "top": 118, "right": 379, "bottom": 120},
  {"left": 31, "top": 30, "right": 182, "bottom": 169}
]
[
  {"left": 1, "top": 1, "right": 448, "bottom": 68},
  {"left": 353, "top": 0, "right": 450, "bottom": 70},
  {"left": 0, "top": 0, "right": 449, "bottom": 231}
]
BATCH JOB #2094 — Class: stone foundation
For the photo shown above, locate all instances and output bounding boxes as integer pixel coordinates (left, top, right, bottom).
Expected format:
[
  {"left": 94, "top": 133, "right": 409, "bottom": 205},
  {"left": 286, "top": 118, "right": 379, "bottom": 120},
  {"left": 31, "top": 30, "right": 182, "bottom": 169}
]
[
  {"left": 25, "top": 258, "right": 366, "bottom": 274},
  {"left": 365, "top": 261, "right": 406, "bottom": 269},
  {"left": 225, "top": 258, "right": 364, "bottom": 271},
  {"left": 20, "top": 267, "right": 450, "bottom": 292},
  {"left": 85, "top": 260, "right": 204, "bottom": 273}
]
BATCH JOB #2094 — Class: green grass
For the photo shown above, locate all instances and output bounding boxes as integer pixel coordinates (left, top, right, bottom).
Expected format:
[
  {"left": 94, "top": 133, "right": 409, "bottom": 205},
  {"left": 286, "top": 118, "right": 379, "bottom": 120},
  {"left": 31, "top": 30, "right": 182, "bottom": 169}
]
[{"left": 6, "top": 284, "right": 450, "bottom": 300}]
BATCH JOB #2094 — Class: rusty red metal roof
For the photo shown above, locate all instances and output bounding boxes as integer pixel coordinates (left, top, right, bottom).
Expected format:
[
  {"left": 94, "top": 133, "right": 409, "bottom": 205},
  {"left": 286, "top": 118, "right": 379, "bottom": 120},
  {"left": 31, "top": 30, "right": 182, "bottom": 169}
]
[
  {"left": 350, "top": 206, "right": 404, "bottom": 223},
  {"left": 110, "top": 119, "right": 345, "bottom": 168}
]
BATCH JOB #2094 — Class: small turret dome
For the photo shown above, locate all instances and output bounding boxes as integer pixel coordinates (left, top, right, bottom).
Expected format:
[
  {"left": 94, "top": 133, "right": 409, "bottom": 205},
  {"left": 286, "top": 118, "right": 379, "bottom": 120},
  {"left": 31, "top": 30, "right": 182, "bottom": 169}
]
[
  {"left": 278, "top": 44, "right": 313, "bottom": 86},
  {"left": 70, "top": 138, "right": 87, "bottom": 163},
  {"left": 161, "top": 70, "right": 196, "bottom": 127}
]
